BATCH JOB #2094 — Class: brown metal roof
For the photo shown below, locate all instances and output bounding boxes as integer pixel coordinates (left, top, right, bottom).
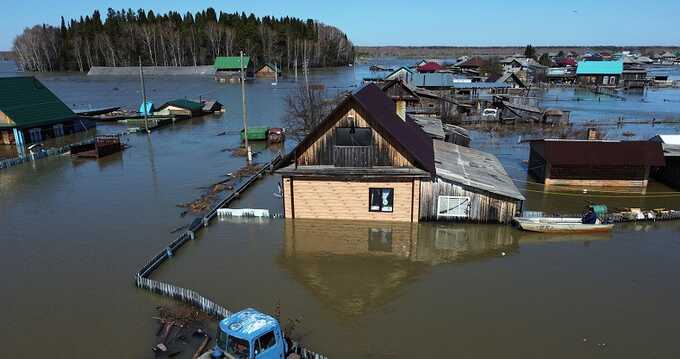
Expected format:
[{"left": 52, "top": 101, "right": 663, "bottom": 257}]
[
  {"left": 530, "top": 140, "right": 666, "bottom": 167},
  {"left": 282, "top": 84, "right": 435, "bottom": 174}
]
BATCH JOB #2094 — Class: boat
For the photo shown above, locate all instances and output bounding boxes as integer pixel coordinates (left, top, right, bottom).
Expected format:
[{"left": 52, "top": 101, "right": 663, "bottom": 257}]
[{"left": 513, "top": 217, "right": 614, "bottom": 233}]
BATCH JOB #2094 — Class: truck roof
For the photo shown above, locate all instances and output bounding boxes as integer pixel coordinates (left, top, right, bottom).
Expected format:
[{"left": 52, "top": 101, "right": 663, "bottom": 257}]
[{"left": 219, "top": 308, "right": 279, "bottom": 340}]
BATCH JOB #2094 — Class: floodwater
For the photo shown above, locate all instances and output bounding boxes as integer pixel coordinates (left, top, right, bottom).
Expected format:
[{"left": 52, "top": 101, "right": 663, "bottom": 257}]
[{"left": 1, "top": 59, "right": 680, "bottom": 358}]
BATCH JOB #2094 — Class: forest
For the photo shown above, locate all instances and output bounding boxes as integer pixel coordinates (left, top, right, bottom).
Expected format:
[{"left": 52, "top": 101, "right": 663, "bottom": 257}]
[{"left": 12, "top": 8, "right": 354, "bottom": 72}]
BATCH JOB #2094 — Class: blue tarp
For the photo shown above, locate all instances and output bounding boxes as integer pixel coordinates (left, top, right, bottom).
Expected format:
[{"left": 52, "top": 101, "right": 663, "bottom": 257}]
[{"left": 138, "top": 101, "right": 154, "bottom": 115}]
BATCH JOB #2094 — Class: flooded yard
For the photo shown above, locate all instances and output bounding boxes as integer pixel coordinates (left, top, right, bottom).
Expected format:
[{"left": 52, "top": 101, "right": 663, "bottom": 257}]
[{"left": 1, "top": 60, "right": 680, "bottom": 358}]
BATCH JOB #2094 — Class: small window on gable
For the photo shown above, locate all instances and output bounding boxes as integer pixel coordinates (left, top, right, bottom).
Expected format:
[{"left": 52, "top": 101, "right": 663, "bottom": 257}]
[
  {"left": 437, "top": 196, "right": 470, "bottom": 218},
  {"left": 335, "top": 127, "right": 372, "bottom": 146}
]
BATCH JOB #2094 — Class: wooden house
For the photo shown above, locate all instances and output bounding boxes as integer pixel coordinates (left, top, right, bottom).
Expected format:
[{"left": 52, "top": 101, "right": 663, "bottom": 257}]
[
  {"left": 528, "top": 139, "right": 665, "bottom": 188},
  {"left": 276, "top": 84, "right": 435, "bottom": 223},
  {"left": 155, "top": 99, "right": 204, "bottom": 117},
  {"left": 0, "top": 76, "right": 91, "bottom": 146},
  {"left": 214, "top": 56, "right": 252, "bottom": 82},
  {"left": 486, "top": 72, "right": 526, "bottom": 89},
  {"left": 276, "top": 84, "right": 524, "bottom": 223},
  {"left": 380, "top": 79, "right": 420, "bottom": 119},
  {"left": 255, "top": 63, "right": 280, "bottom": 79},
  {"left": 576, "top": 61, "right": 623, "bottom": 87}
]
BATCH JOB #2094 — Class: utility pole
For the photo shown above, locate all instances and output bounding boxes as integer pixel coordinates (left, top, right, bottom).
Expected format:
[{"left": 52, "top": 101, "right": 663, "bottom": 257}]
[
  {"left": 240, "top": 51, "right": 252, "bottom": 164},
  {"left": 139, "top": 56, "right": 149, "bottom": 134}
]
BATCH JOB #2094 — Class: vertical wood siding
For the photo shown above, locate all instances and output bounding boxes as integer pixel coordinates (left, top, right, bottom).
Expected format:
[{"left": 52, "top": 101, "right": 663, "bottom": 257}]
[
  {"left": 297, "top": 106, "right": 414, "bottom": 168},
  {"left": 419, "top": 179, "right": 519, "bottom": 223}
]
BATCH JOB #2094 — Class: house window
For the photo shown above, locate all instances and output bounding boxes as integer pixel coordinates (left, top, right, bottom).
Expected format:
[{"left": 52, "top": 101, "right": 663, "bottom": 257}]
[
  {"left": 437, "top": 196, "right": 470, "bottom": 218},
  {"left": 335, "top": 127, "right": 372, "bottom": 146},
  {"left": 602, "top": 76, "right": 609, "bottom": 85},
  {"left": 369, "top": 188, "right": 393, "bottom": 212},
  {"left": 254, "top": 331, "right": 276, "bottom": 356}
]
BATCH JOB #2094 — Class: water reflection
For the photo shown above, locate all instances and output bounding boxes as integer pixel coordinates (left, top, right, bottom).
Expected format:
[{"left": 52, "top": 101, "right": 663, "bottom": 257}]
[{"left": 279, "top": 220, "right": 520, "bottom": 316}]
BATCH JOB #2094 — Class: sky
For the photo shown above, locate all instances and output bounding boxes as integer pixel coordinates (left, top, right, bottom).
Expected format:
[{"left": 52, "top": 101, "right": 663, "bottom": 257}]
[{"left": 2, "top": 0, "right": 680, "bottom": 50}]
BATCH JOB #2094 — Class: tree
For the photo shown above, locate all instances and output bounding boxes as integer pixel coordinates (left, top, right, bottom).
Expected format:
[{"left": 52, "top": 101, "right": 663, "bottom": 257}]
[
  {"left": 284, "top": 86, "right": 346, "bottom": 140},
  {"left": 538, "top": 53, "right": 552, "bottom": 67},
  {"left": 524, "top": 44, "right": 536, "bottom": 59},
  {"left": 480, "top": 57, "right": 503, "bottom": 77}
]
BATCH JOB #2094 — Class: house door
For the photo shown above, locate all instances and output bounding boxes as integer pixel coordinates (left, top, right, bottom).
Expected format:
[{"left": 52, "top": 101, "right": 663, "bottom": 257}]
[{"left": 28, "top": 128, "right": 42, "bottom": 143}]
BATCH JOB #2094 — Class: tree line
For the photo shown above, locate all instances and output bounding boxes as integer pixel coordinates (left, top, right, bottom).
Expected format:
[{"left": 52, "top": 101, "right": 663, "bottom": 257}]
[{"left": 13, "top": 8, "right": 354, "bottom": 72}]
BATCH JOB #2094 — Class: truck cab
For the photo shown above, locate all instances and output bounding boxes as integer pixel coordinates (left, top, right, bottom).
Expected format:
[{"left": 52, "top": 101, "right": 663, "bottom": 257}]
[{"left": 209, "top": 308, "right": 288, "bottom": 359}]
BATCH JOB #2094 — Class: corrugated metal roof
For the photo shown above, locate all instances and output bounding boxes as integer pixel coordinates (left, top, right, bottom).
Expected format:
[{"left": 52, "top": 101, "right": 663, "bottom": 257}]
[
  {"left": 434, "top": 140, "right": 525, "bottom": 201},
  {"left": 576, "top": 61, "right": 623, "bottom": 75},
  {"left": 0, "top": 76, "right": 76, "bottom": 129},
  {"left": 160, "top": 99, "right": 203, "bottom": 112},
  {"left": 530, "top": 139, "right": 665, "bottom": 167},
  {"left": 214, "top": 56, "right": 250, "bottom": 70}
]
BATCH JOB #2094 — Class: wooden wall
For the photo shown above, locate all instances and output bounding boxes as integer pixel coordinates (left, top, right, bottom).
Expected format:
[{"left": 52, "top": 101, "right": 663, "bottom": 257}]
[
  {"left": 282, "top": 178, "right": 419, "bottom": 222},
  {"left": 297, "top": 105, "right": 414, "bottom": 168},
  {"left": 419, "top": 178, "right": 519, "bottom": 223}
]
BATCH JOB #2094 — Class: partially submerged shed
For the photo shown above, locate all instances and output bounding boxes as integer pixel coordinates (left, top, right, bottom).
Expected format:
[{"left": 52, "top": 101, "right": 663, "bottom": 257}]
[
  {"left": 650, "top": 135, "right": 680, "bottom": 189},
  {"left": 420, "top": 140, "right": 524, "bottom": 223},
  {"left": 156, "top": 99, "right": 204, "bottom": 116},
  {"left": 528, "top": 139, "right": 665, "bottom": 187}
]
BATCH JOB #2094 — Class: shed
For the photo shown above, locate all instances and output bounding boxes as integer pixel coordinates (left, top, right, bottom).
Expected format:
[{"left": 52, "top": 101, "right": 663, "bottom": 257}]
[
  {"left": 528, "top": 139, "right": 665, "bottom": 187},
  {"left": 156, "top": 99, "right": 203, "bottom": 116},
  {"left": 650, "top": 135, "right": 680, "bottom": 189},
  {"left": 255, "top": 63, "right": 279, "bottom": 79},
  {"left": 214, "top": 56, "right": 253, "bottom": 81},
  {"left": 419, "top": 140, "right": 524, "bottom": 223},
  {"left": 385, "top": 67, "right": 413, "bottom": 82},
  {"left": 0, "top": 76, "right": 85, "bottom": 145}
]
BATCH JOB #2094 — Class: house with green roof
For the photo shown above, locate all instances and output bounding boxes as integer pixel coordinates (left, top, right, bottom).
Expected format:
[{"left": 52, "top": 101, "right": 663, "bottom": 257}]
[
  {"left": 0, "top": 76, "right": 89, "bottom": 146},
  {"left": 214, "top": 56, "right": 253, "bottom": 82},
  {"left": 155, "top": 99, "right": 204, "bottom": 117},
  {"left": 576, "top": 60, "right": 624, "bottom": 87}
]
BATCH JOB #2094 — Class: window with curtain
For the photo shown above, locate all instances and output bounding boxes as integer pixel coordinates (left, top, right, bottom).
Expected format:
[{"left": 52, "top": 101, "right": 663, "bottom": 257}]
[{"left": 369, "top": 188, "right": 394, "bottom": 212}]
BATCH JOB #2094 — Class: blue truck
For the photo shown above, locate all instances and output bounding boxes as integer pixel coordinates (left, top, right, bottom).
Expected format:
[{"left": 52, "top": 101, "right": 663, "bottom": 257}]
[{"left": 206, "top": 308, "right": 289, "bottom": 359}]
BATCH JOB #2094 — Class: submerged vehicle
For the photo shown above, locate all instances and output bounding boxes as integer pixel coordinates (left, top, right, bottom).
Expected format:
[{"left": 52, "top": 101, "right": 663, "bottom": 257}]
[{"left": 206, "top": 308, "right": 288, "bottom": 359}]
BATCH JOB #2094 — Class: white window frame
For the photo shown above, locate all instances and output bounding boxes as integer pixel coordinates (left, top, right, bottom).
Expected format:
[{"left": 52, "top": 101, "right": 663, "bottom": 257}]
[{"left": 437, "top": 196, "right": 470, "bottom": 218}]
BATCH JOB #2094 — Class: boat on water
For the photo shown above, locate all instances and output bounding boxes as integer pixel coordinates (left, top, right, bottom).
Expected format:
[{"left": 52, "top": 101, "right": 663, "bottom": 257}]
[{"left": 513, "top": 217, "right": 614, "bottom": 233}]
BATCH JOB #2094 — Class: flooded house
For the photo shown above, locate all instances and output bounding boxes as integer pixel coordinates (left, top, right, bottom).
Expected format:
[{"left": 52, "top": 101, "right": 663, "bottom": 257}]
[
  {"left": 276, "top": 84, "right": 523, "bottom": 223},
  {"left": 384, "top": 66, "right": 413, "bottom": 82},
  {"left": 528, "top": 139, "right": 665, "bottom": 188},
  {"left": 650, "top": 135, "right": 680, "bottom": 189},
  {"left": 254, "top": 63, "right": 280, "bottom": 79},
  {"left": 485, "top": 72, "right": 527, "bottom": 89},
  {"left": 0, "top": 76, "right": 92, "bottom": 146},
  {"left": 214, "top": 56, "right": 252, "bottom": 82},
  {"left": 622, "top": 61, "right": 647, "bottom": 89},
  {"left": 155, "top": 99, "right": 204, "bottom": 117},
  {"left": 575, "top": 60, "right": 623, "bottom": 87}
]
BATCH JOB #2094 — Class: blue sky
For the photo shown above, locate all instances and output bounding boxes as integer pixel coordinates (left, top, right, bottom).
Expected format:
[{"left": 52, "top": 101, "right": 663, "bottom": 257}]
[{"left": 2, "top": 0, "right": 680, "bottom": 50}]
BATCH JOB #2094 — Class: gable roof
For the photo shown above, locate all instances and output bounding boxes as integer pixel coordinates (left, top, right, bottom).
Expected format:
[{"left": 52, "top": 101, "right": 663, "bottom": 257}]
[
  {"left": 0, "top": 76, "right": 76, "bottom": 129},
  {"left": 458, "top": 57, "right": 486, "bottom": 68},
  {"left": 285, "top": 84, "right": 435, "bottom": 174},
  {"left": 385, "top": 66, "right": 413, "bottom": 80},
  {"left": 380, "top": 79, "right": 420, "bottom": 101},
  {"left": 159, "top": 99, "right": 203, "bottom": 112},
  {"left": 576, "top": 60, "right": 623, "bottom": 75},
  {"left": 417, "top": 62, "right": 444, "bottom": 73},
  {"left": 214, "top": 56, "right": 250, "bottom": 70},
  {"left": 256, "top": 63, "right": 278, "bottom": 72}
]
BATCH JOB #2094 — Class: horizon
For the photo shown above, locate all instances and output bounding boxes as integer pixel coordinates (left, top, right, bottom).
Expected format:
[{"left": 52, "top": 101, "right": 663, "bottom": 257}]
[{"left": 2, "top": 0, "right": 680, "bottom": 51}]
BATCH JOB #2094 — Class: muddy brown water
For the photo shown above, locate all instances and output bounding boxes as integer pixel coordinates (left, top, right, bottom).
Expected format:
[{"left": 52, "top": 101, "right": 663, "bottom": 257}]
[{"left": 1, "top": 60, "right": 680, "bottom": 358}]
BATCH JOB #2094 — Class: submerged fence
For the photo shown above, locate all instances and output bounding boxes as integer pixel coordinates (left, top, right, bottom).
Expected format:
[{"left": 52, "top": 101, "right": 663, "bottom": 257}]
[{"left": 132, "top": 152, "right": 329, "bottom": 357}]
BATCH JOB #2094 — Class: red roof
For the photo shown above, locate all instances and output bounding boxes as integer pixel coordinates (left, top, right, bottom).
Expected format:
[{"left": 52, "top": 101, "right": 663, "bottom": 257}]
[
  {"left": 557, "top": 58, "right": 577, "bottom": 67},
  {"left": 417, "top": 62, "right": 444, "bottom": 73}
]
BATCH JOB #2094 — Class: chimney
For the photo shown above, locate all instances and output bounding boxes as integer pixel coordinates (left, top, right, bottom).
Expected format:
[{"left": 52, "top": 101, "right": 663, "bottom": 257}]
[{"left": 396, "top": 100, "right": 406, "bottom": 121}]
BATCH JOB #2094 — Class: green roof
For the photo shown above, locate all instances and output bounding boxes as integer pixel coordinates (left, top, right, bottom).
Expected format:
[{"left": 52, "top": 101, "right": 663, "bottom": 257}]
[
  {"left": 161, "top": 99, "right": 203, "bottom": 112},
  {"left": 576, "top": 61, "right": 623, "bottom": 75},
  {"left": 0, "top": 76, "right": 76, "bottom": 129},
  {"left": 214, "top": 56, "right": 250, "bottom": 70}
]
